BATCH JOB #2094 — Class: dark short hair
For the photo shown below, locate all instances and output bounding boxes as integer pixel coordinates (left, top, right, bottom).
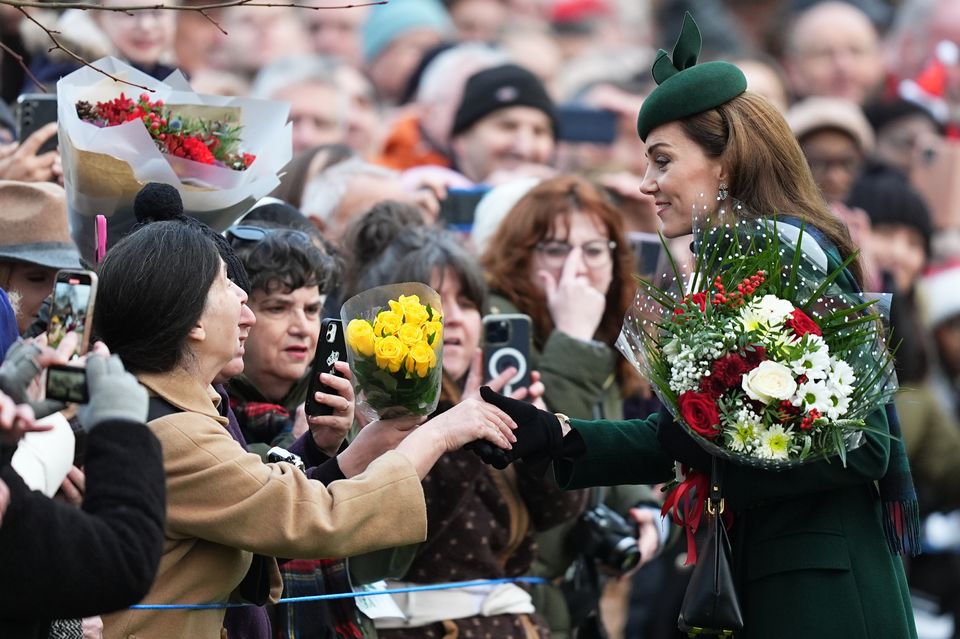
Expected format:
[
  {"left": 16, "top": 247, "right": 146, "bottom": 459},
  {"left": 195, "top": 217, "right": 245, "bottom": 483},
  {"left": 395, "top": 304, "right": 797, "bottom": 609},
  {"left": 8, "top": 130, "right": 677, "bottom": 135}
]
[
  {"left": 94, "top": 221, "right": 220, "bottom": 373},
  {"left": 233, "top": 229, "right": 338, "bottom": 296},
  {"left": 358, "top": 227, "right": 487, "bottom": 313}
]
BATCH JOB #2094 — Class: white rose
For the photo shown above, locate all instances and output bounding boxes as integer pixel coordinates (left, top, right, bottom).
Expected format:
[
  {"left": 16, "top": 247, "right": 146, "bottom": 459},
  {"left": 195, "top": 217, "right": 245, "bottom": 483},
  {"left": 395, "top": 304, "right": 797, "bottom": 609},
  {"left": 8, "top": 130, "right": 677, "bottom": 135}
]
[
  {"left": 741, "top": 360, "right": 798, "bottom": 404},
  {"left": 753, "top": 294, "right": 795, "bottom": 325}
]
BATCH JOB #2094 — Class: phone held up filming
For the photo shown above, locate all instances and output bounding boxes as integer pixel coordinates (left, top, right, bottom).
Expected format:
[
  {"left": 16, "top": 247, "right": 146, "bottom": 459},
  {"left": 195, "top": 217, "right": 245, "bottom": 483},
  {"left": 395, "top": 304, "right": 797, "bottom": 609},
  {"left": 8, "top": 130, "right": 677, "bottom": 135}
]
[
  {"left": 305, "top": 318, "right": 348, "bottom": 416},
  {"left": 482, "top": 313, "right": 532, "bottom": 397},
  {"left": 45, "top": 269, "right": 98, "bottom": 404}
]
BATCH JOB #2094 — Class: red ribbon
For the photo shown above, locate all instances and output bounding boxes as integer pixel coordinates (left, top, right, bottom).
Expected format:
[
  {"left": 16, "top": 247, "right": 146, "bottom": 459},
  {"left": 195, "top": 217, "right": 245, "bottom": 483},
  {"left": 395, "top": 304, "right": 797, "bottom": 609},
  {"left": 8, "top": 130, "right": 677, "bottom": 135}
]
[{"left": 661, "top": 467, "right": 709, "bottom": 565}]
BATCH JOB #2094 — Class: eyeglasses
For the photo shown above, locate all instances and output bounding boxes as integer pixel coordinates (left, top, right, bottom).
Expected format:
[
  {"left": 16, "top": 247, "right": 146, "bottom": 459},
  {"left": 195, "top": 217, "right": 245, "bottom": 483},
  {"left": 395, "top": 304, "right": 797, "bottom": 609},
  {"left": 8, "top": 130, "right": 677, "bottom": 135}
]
[
  {"left": 225, "top": 225, "right": 312, "bottom": 245},
  {"left": 535, "top": 239, "right": 617, "bottom": 269}
]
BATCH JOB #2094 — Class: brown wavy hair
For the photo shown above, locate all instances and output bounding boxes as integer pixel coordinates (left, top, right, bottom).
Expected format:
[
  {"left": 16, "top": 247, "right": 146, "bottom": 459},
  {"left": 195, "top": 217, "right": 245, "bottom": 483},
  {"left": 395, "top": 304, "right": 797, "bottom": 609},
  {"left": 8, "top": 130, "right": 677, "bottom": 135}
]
[
  {"left": 679, "top": 91, "right": 863, "bottom": 285},
  {"left": 480, "top": 174, "right": 639, "bottom": 390}
]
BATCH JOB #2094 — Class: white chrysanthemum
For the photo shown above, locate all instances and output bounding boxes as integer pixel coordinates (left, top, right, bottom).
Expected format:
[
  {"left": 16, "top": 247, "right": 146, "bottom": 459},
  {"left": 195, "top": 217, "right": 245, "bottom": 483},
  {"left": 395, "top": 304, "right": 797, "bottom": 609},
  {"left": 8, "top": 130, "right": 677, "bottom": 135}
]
[
  {"left": 825, "top": 391, "right": 851, "bottom": 420},
  {"left": 758, "top": 424, "right": 793, "bottom": 460},
  {"left": 793, "top": 380, "right": 833, "bottom": 413},
  {"left": 789, "top": 336, "right": 831, "bottom": 380},
  {"left": 830, "top": 358, "right": 856, "bottom": 391},
  {"left": 728, "top": 425, "right": 753, "bottom": 452},
  {"left": 753, "top": 295, "right": 795, "bottom": 325}
]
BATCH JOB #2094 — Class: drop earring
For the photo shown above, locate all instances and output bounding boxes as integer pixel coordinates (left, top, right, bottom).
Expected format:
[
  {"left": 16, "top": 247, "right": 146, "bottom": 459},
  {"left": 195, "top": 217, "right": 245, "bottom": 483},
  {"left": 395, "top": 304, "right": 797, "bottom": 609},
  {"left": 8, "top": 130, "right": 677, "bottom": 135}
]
[{"left": 717, "top": 182, "right": 729, "bottom": 201}]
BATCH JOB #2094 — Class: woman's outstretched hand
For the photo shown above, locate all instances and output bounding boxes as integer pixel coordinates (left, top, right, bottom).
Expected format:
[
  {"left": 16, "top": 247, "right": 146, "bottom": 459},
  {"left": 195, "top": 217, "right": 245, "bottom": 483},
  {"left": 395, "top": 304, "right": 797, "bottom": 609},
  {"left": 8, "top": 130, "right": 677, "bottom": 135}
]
[{"left": 470, "top": 386, "right": 564, "bottom": 469}]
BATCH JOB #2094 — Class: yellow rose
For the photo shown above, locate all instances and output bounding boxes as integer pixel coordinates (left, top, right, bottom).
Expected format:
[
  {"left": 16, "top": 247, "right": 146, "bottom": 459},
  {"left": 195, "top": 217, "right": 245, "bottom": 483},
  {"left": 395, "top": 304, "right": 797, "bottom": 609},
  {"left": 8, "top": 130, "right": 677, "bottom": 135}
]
[
  {"left": 346, "top": 319, "right": 375, "bottom": 357},
  {"left": 424, "top": 320, "right": 443, "bottom": 345},
  {"left": 375, "top": 335, "right": 408, "bottom": 373},
  {"left": 406, "top": 341, "right": 437, "bottom": 378},
  {"left": 373, "top": 310, "right": 403, "bottom": 336},
  {"left": 397, "top": 322, "right": 424, "bottom": 347},
  {"left": 401, "top": 298, "right": 430, "bottom": 326}
]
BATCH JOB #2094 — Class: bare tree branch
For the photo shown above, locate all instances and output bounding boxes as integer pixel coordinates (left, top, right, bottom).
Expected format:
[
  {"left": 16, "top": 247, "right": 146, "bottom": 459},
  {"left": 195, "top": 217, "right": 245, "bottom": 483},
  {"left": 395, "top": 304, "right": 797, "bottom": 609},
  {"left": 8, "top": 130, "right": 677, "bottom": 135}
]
[
  {"left": 0, "top": 39, "right": 45, "bottom": 93},
  {"left": 18, "top": 6, "right": 154, "bottom": 91},
  {"left": 2, "top": 1, "right": 385, "bottom": 12},
  {"left": 3, "top": 0, "right": 385, "bottom": 91}
]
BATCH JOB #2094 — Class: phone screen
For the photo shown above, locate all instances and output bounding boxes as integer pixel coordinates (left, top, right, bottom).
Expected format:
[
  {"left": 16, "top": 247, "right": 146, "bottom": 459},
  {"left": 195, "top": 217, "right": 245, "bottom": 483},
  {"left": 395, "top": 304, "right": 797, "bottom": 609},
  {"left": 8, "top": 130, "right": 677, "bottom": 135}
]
[
  {"left": 45, "top": 364, "right": 88, "bottom": 404},
  {"left": 48, "top": 272, "right": 96, "bottom": 356}
]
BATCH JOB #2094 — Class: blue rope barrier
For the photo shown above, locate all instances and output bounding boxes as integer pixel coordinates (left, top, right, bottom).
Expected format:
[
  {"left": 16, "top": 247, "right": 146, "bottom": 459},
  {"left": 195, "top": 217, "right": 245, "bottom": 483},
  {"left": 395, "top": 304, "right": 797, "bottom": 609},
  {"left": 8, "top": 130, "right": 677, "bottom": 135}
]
[{"left": 131, "top": 576, "right": 549, "bottom": 610}]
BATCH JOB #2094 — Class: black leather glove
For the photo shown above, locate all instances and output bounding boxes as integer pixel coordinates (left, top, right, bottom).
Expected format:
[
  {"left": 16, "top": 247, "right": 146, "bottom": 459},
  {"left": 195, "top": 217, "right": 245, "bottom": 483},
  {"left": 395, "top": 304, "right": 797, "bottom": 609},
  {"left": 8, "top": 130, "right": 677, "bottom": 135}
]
[{"left": 471, "top": 386, "right": 564, "bottom": 469}]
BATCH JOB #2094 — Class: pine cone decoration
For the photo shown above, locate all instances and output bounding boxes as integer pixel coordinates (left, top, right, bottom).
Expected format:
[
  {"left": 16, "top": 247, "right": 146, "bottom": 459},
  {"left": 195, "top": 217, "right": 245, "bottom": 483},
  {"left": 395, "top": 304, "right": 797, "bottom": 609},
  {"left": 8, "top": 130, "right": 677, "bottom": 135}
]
[{"left": 76, "top": 100, "right": 96, "bottom": 121}]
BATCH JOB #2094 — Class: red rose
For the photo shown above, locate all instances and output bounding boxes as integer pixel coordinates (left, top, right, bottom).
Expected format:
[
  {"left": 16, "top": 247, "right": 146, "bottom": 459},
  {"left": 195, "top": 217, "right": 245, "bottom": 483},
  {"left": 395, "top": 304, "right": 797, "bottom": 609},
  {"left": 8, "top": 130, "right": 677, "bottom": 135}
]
[
  {"left": 786, "top": 308, "right": 822, "bottom": 338},
  {"left": 678, "top": 391, "right": 721, "bottom": 439}
]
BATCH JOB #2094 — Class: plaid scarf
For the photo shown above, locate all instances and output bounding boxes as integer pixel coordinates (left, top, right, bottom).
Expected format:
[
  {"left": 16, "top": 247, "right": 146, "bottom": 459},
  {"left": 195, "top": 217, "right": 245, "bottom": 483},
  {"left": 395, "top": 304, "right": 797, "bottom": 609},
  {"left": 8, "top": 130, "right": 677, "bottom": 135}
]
[
  {"left": 275, "top": 559, "right": 362, "bottom": 639},
  {"left": 782, "top": 217, "right": 920, "bottom": 555}
]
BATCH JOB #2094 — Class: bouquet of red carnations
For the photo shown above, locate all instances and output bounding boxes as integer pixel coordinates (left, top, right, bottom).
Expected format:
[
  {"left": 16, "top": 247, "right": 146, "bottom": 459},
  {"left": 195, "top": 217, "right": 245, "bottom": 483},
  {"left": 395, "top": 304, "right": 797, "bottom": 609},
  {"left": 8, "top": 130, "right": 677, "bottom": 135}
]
[
  {"left": 76, "top": 92, "right": 256, "bottom": 171},
  {"left": 57, "top": 57, "right": 291, "bottom": 264},
  {"left": 618, "top": 209, "right": 898, "bottom": 468}
]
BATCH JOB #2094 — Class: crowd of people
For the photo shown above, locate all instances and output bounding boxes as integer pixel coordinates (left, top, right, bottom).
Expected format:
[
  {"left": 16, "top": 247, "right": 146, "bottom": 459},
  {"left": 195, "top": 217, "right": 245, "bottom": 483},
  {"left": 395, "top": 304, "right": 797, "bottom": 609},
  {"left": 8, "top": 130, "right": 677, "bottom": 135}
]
[{"left": 3, "top": 0, "right": 960, "bottom": 638}]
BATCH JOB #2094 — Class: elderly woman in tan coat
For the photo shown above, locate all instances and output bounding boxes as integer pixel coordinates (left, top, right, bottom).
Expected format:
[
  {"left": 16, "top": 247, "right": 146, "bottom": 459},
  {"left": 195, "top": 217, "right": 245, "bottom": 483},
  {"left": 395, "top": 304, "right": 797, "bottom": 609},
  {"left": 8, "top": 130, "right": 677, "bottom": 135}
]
[{"left": 93, "top": 220, "right": 516, "bottom": 639}]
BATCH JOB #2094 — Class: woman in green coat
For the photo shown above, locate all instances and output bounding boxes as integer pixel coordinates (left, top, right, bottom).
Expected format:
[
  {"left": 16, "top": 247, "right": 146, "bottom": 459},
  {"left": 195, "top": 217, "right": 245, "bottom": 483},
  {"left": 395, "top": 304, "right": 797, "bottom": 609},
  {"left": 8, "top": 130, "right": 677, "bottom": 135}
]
[{"left": 475, "top": 14, "right": 918, "bottom": 639}]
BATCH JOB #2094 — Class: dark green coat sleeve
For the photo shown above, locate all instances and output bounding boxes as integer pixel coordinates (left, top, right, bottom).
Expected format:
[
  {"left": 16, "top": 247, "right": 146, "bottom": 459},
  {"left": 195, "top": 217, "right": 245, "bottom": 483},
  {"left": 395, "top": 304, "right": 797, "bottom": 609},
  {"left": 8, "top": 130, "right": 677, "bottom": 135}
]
[{"left": 554, "top": 416, "right": 676, "bottom": 488}]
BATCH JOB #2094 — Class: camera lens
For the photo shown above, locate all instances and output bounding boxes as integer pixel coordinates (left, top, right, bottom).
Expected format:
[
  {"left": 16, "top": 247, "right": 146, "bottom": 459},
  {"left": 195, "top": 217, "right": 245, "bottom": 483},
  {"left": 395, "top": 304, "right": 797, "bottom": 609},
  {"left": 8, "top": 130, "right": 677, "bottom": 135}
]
[{"left": 485, "top": 320, "right": 511, "bottom": 344}]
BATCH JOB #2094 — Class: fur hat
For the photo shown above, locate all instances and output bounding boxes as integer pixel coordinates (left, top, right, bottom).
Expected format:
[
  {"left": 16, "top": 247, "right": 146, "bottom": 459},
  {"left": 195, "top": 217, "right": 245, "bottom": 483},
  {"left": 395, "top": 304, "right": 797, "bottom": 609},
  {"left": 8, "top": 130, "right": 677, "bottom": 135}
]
[
  {"left": 635, "top": 12, "right": 747, "bottom": 141},
  {"left": 452, "top": 64, "right": 558, "bottom": 138},
  {"left": 786, "top": 97, "right": 875, "bottom": 154},
  {"left": 0, "top": 181, "right": 82, "bottom": 269}
]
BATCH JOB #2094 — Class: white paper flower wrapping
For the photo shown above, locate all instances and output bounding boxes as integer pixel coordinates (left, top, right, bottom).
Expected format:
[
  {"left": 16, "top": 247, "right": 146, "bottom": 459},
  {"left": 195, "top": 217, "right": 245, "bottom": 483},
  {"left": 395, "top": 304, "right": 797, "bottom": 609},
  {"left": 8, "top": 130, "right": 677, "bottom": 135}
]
[{"left": 57, "top": 57, "right": 292, "bottom": 263}]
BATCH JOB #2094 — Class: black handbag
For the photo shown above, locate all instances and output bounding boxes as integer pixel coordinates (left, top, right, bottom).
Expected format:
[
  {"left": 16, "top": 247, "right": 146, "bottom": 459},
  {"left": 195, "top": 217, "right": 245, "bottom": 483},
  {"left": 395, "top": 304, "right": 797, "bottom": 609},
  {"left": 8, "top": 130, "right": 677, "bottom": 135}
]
[{"left": 677, "top": 457, "right": 744, "bottom": 637}]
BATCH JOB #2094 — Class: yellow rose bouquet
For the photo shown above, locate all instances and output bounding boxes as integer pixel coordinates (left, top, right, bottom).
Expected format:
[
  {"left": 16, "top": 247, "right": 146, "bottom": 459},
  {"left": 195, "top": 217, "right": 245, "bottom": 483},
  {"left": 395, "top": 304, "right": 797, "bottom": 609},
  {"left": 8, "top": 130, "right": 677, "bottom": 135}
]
[{"left": 341, "top": 283, "right": 444, "bottom": 420}]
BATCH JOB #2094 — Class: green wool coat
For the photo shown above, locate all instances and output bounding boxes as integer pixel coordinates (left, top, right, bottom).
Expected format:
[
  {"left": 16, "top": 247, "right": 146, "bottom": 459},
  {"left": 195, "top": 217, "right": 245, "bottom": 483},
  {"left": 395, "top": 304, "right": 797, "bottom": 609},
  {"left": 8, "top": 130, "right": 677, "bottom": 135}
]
[{"left": 555, "top": 412, "right": 916, "bottom": 638}]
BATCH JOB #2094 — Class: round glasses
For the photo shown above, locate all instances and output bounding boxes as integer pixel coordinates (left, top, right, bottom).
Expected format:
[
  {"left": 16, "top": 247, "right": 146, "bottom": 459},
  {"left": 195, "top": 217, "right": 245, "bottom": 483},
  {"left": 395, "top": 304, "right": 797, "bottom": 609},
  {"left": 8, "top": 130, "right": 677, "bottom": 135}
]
[{"left": 535, "top": 239, "right": 617, "bottom": 269}]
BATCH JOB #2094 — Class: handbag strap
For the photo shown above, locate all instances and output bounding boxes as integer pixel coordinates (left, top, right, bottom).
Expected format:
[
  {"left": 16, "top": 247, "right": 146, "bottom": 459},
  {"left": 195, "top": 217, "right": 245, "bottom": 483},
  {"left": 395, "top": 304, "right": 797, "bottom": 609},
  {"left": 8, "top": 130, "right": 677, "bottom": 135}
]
[{"left": 706, "top": 457, "right": 724, "bottom": 517}]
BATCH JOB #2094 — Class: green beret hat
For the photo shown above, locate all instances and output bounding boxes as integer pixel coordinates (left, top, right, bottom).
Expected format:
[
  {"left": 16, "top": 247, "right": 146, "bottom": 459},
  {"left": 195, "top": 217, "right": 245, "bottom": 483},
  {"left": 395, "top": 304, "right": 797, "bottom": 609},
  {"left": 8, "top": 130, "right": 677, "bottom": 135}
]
[{"left": 635, "top": 12, "right": 747, "bottom": 140}]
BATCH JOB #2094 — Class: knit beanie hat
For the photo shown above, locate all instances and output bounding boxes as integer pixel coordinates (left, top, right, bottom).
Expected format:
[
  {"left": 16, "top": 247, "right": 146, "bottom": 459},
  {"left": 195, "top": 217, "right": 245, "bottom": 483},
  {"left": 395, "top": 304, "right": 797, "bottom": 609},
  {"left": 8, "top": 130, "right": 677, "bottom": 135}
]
[
  {"left": 847, "top": 166, "right": 933, "bottom": 256},
  {"left": 362, "top": 0, "right": 452, "bottom": 63},
  {"left": 133, "top": 183, "right": 252, "bottom": 293},
  {"left": 452, "top": 64, "right": 558, "bottom": 138},
  {"left": 635, "top": 12, "right": 746, "bottom": 140}
]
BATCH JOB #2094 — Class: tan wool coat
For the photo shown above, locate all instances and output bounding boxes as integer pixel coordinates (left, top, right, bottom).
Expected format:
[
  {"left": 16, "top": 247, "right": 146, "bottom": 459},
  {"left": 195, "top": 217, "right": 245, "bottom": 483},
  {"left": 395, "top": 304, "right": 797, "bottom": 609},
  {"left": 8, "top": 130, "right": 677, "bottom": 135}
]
[{"left": 103, "top": 368, "right": 427, "bottom": 639}]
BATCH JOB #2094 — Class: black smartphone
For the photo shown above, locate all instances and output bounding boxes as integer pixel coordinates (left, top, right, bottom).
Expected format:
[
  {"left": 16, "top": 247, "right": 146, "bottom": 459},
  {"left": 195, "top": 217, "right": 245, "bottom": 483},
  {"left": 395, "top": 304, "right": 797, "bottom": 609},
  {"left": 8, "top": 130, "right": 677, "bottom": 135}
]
[
  {"left": 556, "top": 105, "right": 618, "bottom": 145},
  {"left": 438, "top": 187, "right": 490, "bottom": 230},
  {"left": 48, "top": 270, "right": 98, "bottom": 358},
  {"left": 482, "top": 313, "right": 532, "bottom": 396},
  {"left": 628, "top": 231, "right": 663, "bottom": 277},
  {"left": 45, "top": 364, "right": 88, "bottom": 404},
  {"left": 16, "top": 93, "right": 59, "bottom": 154},
  {"left": 305, "top": 318, "right": 347, "bottom": 416}
]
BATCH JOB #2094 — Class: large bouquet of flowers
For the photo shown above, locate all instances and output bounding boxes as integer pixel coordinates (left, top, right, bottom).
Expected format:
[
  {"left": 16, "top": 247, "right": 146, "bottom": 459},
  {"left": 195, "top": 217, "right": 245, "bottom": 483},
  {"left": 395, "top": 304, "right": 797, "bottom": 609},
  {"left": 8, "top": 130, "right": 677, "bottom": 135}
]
[
  {"left": 342, "top": 283, "right": 444, "bottom": 421},
  {"left": 57, "top": 57, "right": 291, "bottom": 264},
  {"left": 618, "top": 208, "right": 898, "bottom": 469}
]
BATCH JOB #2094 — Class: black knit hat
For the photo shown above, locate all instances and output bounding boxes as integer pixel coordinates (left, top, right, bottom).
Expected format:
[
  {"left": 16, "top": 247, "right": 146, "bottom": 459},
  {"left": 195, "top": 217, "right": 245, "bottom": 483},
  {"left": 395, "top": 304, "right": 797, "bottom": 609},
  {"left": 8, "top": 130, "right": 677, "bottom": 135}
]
[
  {"left": 847, "top": 165, "right": 933, "bottom": 256},
  {"left": 452, "top": 64, "right": 558, "bottom": 138}
]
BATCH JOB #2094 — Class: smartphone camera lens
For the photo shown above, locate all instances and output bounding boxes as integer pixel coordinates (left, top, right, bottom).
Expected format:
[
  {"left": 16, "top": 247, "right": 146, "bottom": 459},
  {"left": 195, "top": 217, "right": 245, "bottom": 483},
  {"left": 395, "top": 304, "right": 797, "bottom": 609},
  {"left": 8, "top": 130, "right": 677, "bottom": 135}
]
[{"left": 486, "top": 320, "right": 511, "bottom": 344}]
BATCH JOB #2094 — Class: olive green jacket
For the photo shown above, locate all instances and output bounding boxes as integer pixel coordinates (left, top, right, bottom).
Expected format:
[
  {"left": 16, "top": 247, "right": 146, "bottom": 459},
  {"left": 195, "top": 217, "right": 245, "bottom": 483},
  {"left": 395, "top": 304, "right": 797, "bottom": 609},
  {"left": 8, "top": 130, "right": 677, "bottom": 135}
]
[{"left": 489, "top": 294, "right": 657, "bottom": 637}]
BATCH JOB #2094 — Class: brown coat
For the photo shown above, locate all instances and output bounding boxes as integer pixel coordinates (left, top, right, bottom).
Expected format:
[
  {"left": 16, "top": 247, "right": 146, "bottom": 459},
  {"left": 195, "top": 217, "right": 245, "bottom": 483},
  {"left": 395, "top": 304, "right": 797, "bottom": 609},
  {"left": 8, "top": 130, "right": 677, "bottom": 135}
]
[{"left": 103, "top": 368, "right": 427, "bottom": 639}]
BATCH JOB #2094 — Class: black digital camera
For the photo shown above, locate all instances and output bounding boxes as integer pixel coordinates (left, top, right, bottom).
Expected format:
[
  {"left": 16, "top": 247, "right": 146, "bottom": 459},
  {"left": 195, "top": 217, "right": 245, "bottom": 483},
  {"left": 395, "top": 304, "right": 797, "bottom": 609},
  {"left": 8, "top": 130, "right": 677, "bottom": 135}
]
[
  {"left": 571, "top": 503, "right": 641, "bottom": 574},
  {"left": 267, "top": 446, "right": 306, "bottom": 474}
]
